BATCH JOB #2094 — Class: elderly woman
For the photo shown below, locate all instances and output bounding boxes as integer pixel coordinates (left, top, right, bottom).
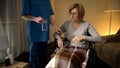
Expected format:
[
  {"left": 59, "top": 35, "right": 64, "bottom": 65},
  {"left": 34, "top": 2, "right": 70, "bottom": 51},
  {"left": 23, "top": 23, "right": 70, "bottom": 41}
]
[{"left": 46, "top": 3, "right": 102, "bottom": 68}]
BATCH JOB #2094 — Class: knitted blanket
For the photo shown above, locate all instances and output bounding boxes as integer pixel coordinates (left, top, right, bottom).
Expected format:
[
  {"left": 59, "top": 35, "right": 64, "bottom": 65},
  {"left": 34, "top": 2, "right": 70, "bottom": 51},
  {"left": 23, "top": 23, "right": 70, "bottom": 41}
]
[{"left": 46, "top": 46, "right": 86, "bottom": 68}]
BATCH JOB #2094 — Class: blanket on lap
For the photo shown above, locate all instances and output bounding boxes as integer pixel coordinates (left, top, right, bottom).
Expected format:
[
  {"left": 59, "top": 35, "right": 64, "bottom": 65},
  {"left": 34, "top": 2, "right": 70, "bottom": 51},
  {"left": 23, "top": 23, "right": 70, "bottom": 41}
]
[{"left": 46, "top": 46, "right": 86, "bottom": 68}]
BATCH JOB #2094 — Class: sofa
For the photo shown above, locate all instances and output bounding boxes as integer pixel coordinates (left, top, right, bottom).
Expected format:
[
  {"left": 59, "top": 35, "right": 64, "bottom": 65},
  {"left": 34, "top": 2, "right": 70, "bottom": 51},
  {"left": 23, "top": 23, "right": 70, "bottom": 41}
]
[{"left": 94, "top": 29, "right": 120, "bottom": 68}]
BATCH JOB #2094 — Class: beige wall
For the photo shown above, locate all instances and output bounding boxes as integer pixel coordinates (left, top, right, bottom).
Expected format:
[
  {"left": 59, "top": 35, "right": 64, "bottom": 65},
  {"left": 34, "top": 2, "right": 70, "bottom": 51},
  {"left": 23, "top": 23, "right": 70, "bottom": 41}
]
[
  {"left": 49, "top": 0, "right": 120, "bottom": 41},
  {"left": 49, "top": 0, "right": 55, "bottom": 42}
]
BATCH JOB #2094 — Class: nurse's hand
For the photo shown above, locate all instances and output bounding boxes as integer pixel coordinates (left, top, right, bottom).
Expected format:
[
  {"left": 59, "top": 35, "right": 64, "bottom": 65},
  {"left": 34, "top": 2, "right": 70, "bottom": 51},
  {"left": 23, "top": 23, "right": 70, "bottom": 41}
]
[
  {"left": 33, "top": 16, "right": 44, "bottom": 24},
  {"left": 55, "top": 27, "right": 62, "bottom": 34}
]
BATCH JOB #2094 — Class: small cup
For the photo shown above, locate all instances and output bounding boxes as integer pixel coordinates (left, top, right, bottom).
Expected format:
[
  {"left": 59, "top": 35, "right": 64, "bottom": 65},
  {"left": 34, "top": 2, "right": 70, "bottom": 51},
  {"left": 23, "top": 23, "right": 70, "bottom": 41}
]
[{"left": 41, "top": 19, "right": 47, "bottom": 31}]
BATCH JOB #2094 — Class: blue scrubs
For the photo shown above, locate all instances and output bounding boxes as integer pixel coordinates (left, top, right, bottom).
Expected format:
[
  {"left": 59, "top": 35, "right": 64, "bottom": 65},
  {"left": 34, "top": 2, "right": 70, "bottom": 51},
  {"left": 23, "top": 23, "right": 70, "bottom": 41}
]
[{"left": 21, "top": 0, "right": 54, "bottom": 68}]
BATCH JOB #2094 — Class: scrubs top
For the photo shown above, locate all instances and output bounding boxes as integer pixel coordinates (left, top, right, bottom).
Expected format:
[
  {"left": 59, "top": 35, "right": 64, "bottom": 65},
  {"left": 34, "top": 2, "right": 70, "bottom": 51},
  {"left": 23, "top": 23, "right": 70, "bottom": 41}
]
[{"left": 21, "top": 0, "right": 54, "bottom": 43}]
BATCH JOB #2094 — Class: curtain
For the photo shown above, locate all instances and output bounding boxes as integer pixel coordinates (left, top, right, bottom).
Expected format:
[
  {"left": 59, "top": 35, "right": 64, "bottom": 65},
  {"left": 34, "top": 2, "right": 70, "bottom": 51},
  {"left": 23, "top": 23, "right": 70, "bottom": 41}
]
[{"left": 0, "top": 0, "right": 28, "bottom": 58}]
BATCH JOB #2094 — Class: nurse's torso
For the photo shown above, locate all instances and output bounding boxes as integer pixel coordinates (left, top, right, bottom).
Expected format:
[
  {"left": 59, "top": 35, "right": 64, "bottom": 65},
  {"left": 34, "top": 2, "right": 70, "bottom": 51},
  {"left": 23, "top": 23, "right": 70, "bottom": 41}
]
[{"left": 27, "top": 0, "right": 52, "bottom": 43}]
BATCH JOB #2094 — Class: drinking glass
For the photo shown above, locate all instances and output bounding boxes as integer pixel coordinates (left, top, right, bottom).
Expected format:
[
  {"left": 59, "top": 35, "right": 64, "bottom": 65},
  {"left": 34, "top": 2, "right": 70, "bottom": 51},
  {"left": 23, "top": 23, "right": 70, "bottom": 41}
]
[{"left": 41, "top": 19, "right": 47, "bottom": 31}]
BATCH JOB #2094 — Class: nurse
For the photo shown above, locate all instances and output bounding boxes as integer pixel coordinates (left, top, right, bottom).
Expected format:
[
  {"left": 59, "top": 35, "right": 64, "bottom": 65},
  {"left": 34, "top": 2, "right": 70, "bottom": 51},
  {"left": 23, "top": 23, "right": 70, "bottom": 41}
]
[{"left": 21, "top": 0, "right": 61, "bottom": 68}]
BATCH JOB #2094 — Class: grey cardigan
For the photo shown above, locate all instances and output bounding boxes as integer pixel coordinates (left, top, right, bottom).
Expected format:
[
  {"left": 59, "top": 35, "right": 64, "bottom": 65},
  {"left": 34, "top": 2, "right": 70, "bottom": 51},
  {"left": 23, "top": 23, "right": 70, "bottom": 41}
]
[{"left": 55, "top": 20, "right": 102, "bottom": 48}]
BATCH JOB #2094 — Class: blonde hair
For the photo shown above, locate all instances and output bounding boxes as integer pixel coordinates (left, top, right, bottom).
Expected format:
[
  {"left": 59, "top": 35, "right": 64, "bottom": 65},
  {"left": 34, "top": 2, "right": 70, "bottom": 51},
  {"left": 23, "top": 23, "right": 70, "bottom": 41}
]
[{"left": 69, "top": 3, "right": 85, "bottom": 21}]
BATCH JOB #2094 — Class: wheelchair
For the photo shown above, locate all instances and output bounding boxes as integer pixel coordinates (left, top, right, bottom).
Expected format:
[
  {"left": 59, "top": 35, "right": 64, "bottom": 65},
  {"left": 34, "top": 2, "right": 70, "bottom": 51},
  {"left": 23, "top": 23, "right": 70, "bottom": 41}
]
[{"left": 50, "top": 37, "right": 97, "bottom": 68}]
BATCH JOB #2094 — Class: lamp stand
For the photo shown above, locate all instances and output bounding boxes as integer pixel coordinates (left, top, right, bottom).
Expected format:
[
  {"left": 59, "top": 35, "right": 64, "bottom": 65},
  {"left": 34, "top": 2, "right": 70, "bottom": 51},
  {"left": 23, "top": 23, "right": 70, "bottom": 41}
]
[{"left": 109, "top": 10, "right": 112, "bottom": 35}]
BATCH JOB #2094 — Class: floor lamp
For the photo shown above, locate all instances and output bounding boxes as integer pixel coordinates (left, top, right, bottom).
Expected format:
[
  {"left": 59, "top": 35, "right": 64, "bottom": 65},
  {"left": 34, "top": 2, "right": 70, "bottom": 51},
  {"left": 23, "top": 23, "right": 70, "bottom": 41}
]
[{"left": 104, "top": 0, "right": 120, "bottom": 35}]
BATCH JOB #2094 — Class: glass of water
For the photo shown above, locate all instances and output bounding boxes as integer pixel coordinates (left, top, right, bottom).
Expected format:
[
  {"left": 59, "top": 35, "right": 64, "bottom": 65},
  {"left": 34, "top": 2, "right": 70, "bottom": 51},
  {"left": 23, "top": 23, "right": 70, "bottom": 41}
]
[{"left": 41, "top": 19, "right": 47, "bottom": 31}]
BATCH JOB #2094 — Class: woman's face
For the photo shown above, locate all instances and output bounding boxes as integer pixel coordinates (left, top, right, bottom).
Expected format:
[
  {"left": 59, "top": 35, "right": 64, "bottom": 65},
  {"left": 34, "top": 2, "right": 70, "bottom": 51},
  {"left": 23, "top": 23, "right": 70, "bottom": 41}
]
[{"left": 70, "top": 8, "right": 79, "bottom": 22}]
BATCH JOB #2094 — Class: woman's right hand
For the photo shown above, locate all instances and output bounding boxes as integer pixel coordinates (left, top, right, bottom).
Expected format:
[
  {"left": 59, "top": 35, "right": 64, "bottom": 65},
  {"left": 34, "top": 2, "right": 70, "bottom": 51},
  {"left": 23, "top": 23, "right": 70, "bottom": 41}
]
[{"left": 57, "top": 37, "right": 63, "bottom": 48}]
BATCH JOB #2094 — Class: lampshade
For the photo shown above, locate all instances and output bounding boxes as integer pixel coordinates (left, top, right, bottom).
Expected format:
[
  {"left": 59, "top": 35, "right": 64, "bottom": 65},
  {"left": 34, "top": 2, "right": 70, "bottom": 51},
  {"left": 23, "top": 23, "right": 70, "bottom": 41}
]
[{"left": 104, "top": 0, "right": 120, "bottom": 12}]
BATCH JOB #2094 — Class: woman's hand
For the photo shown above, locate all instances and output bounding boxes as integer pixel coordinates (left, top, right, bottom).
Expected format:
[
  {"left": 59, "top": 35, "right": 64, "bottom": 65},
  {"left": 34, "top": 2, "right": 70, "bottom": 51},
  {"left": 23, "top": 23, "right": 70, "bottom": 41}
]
[
  {"left": 57, "top": 37, "right": 64, "bottom": 48},
  {"left": 71, "top": 35, "right": 85, "bottom": 44}
]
